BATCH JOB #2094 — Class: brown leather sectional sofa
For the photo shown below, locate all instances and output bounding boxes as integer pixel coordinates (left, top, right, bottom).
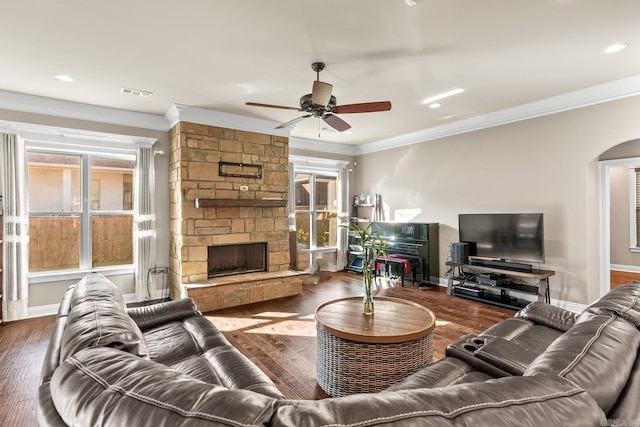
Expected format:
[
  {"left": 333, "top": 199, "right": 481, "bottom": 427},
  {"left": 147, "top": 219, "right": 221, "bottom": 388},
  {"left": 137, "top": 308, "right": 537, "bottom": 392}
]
[{"left": 37, "top": 273, "right": 640, "bottom": 426}]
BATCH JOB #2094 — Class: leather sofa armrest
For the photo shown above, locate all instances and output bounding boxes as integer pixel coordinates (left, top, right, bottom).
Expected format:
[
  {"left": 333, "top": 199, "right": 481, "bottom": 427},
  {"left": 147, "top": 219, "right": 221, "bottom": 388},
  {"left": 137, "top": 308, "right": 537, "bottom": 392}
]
[
  {"left": 127, "top": 298, "right": 200, "bottom": 331},
  {"left": 516, "top": 301, "right": 577, "bottom": 332},
  {"left": 37, "top": 383, "right": 67, "bottom": 427},
  {"left": 474, "top": 337, "right": 539, "bottom": 375},
  {"left": 271, "top": 376, "right": 605, "bottom": 427}
]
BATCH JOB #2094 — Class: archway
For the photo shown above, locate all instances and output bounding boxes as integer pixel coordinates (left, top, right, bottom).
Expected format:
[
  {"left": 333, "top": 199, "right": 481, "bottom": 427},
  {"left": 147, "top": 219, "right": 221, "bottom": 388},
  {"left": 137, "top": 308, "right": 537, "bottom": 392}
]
[{"left": 599, "top": 139, "right": 640, "bottom": 297}]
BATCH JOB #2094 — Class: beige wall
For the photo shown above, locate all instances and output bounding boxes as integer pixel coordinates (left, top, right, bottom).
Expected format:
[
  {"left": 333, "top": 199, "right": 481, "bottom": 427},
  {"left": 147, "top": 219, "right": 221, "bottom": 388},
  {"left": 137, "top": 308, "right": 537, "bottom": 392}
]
[{"left": 352, "top": 96, "right": 640, "bottom": 306}]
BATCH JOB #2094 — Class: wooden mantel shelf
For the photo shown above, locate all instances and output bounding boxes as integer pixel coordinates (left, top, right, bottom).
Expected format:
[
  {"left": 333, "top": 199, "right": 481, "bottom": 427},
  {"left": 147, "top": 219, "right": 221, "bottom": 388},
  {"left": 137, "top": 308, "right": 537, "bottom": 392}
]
[{"left": 194, "top": 198, "right": 287, "bottom": 208}]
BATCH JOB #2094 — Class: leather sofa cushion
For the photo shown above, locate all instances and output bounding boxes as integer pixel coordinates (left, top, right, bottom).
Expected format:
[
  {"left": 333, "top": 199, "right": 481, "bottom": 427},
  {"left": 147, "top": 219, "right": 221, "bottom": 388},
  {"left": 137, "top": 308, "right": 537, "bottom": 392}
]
[
  {"left": 70, "top": 273, "right": 127, "bottom": 308},
  {"left": 61, "top": 300, "right": 149, "bottom": 361},
  {"left": 272, "top": 376, "right": 604, "bottom": 427},
  {"left": 127, "top": 298, "right": 201, "bottom": 331},
  {"left": 578, "top": 281, "right": 640, "bottom": 328},
  {"left": 384, "top": 357, "right": 493, "bottom": 391},
  {"left": 516, "top": 301, "right": 577, "bottom": 332},
  {"left": 608, "top": 348, "right": 640, "bottom": 419},
  {"left": 141, "top": 313, "right": 284, "bottom": 399},
  {"left": 51, "top": 347, "right": 277, "bottom": 427},
  {"left": 525, "top": 314, "right": 640, "bottom": 414}
]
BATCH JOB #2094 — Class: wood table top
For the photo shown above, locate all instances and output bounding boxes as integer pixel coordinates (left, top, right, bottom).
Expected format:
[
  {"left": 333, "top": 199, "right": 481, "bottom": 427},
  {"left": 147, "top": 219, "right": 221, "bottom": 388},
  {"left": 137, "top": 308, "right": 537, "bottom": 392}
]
[{"left": 315, "top": 296, "right": 436, "bottom": 344}]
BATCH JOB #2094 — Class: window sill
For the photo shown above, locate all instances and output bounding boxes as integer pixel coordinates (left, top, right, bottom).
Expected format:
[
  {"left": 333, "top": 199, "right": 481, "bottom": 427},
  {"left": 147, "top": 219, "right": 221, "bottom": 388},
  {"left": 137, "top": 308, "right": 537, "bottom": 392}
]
[
  {"left": 29, "top": 265, "right": 135, "bottom": 284},
  {"left": 629, "top": 247, "right": 640, "bottom": 253},
  {"left": 297, "top": 247, "right": 338, "bottom": 253}
]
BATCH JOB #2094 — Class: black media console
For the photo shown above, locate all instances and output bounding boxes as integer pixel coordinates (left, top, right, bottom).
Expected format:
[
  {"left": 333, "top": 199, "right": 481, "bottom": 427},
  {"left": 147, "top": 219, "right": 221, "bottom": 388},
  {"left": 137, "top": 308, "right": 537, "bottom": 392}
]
[{"left": 446, "top": 261, "right": 554, "bottom": 311}]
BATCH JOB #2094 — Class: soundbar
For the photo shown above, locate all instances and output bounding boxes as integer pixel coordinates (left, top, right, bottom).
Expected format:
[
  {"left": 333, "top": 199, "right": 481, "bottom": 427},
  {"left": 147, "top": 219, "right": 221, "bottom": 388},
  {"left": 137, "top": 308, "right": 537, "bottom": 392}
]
[{"left": 469, "top": 259, "right": 533, "bottom": 273}]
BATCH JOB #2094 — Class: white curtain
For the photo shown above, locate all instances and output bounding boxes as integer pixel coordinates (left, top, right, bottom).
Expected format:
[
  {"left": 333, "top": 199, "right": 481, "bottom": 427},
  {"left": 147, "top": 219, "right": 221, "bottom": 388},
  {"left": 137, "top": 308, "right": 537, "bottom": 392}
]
[
  {"left": 134, "top": 146, "right": 156, "bottom": 301},
  {"left": 1, "top": 133, "right": 29, "bottom": 321},
  {"left": 336, "top": 165, "right": 349, "bottom": 271}
]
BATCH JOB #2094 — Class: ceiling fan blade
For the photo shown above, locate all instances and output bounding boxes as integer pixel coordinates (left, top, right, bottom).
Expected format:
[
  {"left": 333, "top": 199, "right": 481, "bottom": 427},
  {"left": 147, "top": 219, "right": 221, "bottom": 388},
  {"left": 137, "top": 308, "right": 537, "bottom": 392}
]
[
  {"left": 312, "top": 81, "right": 333, "bottom": 106},
  {"left": 246, "top": 102, "right": 301, "bottom": 111},
  {"left": 275, "top": 114, "right": 312, "bottom": 129},
  {"left": 322, "top": 114, "right": 351, "bottom": 132},
  {"left": 332, "top": 101, "right": 392, "bottom": 114}
]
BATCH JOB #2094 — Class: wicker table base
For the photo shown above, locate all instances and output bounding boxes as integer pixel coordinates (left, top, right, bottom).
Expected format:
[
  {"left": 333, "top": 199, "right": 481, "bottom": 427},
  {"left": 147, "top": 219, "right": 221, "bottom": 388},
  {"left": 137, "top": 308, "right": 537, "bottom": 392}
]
[
  {"left": 316, "top": 327, "right": 433, "bottom": 397},
  {"left": 314, "top": 297, "right": 436, "bottom": 397}
]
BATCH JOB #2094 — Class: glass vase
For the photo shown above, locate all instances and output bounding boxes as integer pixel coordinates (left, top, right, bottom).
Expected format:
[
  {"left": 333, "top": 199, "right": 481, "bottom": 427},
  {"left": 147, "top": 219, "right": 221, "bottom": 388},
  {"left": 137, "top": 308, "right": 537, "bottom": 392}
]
[{"left": 363, "top": 274, "right": 374, "bottom": 315}]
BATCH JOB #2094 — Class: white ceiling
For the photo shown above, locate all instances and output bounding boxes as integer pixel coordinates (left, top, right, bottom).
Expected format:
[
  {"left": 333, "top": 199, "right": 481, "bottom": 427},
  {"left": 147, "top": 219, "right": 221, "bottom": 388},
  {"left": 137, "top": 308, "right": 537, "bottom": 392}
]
[{"left": 2, "top": 0, "right": 640, "bottom": 147}]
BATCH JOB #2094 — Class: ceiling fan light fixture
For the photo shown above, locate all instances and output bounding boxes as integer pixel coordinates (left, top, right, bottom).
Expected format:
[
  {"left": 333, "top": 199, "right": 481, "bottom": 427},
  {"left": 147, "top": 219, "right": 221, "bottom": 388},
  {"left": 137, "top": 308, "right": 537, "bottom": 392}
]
[
  {"left": 246, "top": 62, "right": 391, "bottom": 132},
  {"left": 422, "top": 88, "right": 464, "bottom": 105},
  {"left": 602, "top": 43, "right": 629, "bottom": 54}
]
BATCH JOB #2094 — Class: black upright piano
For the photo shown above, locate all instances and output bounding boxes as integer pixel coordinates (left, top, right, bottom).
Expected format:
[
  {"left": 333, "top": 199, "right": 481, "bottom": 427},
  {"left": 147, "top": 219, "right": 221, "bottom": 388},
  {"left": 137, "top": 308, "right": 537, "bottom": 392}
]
[{"left": 370, "top": 222, "right": 439, "bottom": 285}]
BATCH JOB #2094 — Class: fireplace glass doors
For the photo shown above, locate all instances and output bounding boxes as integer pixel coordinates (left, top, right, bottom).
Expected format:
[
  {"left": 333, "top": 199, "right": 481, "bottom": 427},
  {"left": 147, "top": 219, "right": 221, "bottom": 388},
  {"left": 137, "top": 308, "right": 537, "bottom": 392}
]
[{"left": 207, "top": 242, "right": 267, "bottom": 278}]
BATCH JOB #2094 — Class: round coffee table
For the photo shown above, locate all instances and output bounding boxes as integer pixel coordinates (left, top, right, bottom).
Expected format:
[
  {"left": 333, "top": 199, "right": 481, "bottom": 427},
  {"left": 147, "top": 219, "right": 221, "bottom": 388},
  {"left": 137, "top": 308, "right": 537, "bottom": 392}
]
[{"left": 315, "top": 296, "right": 436, "bottom": 397}]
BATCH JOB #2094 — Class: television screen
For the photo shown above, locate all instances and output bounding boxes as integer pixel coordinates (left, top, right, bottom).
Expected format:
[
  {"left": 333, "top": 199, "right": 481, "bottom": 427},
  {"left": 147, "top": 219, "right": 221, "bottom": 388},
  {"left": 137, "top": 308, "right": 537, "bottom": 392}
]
[{"left": 458, "top": 213, "right": 544, "bottom": 263}]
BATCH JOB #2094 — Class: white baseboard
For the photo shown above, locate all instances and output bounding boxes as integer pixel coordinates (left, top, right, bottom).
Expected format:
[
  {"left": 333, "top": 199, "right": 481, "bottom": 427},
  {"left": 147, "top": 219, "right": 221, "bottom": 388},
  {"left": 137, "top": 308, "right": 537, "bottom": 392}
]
[
  {"left": 611, "top": 264, "right": 640, "bottom": 273},
  {"left": 27, "top": 303, "right": 60, "bottom": 318},
  {"left": 551, "top": 299, "right": 587, "bottom": 314}
]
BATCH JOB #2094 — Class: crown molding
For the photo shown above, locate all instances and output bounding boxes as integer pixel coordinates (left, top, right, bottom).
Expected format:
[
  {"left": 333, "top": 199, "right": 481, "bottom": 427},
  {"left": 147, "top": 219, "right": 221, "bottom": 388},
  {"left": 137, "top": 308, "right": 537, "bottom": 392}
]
[
  {"left": 2, "top": 74, "right": 640, "bottom": 157},
  {"left": 168, "top": 104, "right": 358, "bottom": 155},
  {"left": 356, "top": 74, "right": 640, "bottom": 155},
  {"left": 289, "top": 136, "right": 358, "bottom": 156},
  {"left": 0, "top": 89, "right": 169, "bottom": 131},
  {"left": 167, "top": 104, "right": 292, "bottom": 138}
]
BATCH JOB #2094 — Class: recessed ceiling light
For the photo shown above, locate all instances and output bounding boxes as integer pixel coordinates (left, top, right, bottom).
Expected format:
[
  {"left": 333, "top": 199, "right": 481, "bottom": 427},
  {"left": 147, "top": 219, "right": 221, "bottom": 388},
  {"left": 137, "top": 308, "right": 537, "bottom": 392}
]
[
  {"left": 54, "top": 74, "right": 74, "bottom": 83},
  {"left": 602, "top": 43, "right": 629, "bottom": 54},
  {"left": 429, "top": 103, "right": 441, "bottom": 109},
  {"left": 422, "top": 88, "right": 464, "bottom": 105}
]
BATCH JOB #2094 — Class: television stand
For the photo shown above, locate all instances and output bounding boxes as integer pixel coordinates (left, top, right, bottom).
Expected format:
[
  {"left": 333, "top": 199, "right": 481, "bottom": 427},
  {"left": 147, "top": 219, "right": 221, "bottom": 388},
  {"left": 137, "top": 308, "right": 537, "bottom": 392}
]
[{"left": 446, "top": 261, "right": 554, "bottom": 311}]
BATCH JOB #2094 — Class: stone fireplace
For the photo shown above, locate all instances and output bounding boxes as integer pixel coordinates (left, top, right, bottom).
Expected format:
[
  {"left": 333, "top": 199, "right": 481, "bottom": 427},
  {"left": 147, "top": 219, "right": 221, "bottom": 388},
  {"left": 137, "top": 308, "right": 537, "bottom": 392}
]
[{"left": 168, "top": 122, "right": 305, "bottom": 311}]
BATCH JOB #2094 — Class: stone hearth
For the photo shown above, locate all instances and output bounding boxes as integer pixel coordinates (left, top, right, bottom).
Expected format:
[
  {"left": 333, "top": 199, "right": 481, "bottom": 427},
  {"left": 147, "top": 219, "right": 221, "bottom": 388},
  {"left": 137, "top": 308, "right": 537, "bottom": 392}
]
[{"left": 168, "top": 122, "right": 305, "bottom": 310}]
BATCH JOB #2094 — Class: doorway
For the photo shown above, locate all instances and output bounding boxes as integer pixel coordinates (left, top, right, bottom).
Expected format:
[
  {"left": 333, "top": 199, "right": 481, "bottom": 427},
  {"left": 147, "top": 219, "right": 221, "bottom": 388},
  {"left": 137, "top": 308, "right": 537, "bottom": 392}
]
[{"left": 599, "top": 146, "right": 640, "bottom": 295}]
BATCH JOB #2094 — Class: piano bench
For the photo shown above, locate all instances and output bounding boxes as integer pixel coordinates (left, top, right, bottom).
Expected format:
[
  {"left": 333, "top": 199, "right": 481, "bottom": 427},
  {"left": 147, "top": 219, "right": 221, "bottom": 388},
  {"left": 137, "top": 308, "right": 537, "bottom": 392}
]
[{"left": 375, "top": 255, "right": 419, "bottom": 287}]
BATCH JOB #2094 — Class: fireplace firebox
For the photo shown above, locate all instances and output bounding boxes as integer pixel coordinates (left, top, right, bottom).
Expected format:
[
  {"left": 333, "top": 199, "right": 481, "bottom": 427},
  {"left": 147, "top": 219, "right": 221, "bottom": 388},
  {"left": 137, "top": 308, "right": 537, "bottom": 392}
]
[{"left": 207, "top": 242, "right": 267, "bottom": 278}]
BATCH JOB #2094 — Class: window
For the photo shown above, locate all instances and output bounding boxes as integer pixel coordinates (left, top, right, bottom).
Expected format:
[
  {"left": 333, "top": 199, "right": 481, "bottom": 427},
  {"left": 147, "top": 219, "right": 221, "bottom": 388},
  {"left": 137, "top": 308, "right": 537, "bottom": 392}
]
[
  {"left": 294, "top": 171, "right": 338, "bottom": 250},
  {"left": 27, "top": 151, "right": 135, "bottom": 273},
  {"left": 630, "top": 168, "right": 640, "bottom": 250}
]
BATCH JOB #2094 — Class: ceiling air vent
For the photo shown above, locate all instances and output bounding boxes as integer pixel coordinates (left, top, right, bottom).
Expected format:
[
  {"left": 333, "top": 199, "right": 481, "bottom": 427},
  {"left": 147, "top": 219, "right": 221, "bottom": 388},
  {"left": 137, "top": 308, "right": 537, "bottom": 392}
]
[{"left": 120, "top": 87, "right": 153, "bottom": 98}]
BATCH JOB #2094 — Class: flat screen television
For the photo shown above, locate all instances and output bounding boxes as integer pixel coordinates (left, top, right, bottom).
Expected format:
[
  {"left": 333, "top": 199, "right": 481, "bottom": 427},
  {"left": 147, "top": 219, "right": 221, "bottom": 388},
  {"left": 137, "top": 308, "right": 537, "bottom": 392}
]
[{"left": 458, "top": 213, "right": 545, "bottom": 264}]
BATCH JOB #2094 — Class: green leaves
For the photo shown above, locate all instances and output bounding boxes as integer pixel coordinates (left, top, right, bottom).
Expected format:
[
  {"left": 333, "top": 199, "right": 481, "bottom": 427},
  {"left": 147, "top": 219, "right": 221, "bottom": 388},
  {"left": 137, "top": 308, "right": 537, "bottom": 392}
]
[{"left": 348, "top": 222, "right": 387, "bottom": 276}]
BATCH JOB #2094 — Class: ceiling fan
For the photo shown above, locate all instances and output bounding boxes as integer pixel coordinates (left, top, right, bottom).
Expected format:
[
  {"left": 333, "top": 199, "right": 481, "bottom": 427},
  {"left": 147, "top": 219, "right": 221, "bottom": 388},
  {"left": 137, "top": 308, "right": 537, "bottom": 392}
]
[{"left": 246, "top": 62, "right": 391, "bottom": 132}]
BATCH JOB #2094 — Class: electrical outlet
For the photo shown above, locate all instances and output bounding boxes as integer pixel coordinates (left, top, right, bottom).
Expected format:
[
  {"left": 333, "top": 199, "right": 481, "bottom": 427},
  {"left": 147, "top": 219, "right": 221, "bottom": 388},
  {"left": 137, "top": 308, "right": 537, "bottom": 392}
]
[{"left": 240, "top": 185, "right": 249, "bottom": 191}]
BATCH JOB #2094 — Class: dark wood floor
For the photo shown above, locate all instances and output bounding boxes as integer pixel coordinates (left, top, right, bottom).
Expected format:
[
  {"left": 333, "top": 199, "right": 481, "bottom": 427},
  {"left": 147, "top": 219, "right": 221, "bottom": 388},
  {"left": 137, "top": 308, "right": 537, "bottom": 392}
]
[
  {"left": 611, "top": 269, "right": 640, "bottom": 288},
  {"left": 203, "top": 271, "right": 515, "bottom": 400},
  {"left": 0, "top": 271, "right": 516, "bottom": 426},
  {"left": 0, "top": 315, "right": 54, "bottom": 427}
]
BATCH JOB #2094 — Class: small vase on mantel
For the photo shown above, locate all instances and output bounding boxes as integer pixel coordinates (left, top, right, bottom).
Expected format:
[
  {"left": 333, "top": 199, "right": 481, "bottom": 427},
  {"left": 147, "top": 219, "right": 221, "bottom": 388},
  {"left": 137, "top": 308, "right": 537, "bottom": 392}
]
[{"left": 348, "top": 222, "right": 386, "bottom": 315}]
